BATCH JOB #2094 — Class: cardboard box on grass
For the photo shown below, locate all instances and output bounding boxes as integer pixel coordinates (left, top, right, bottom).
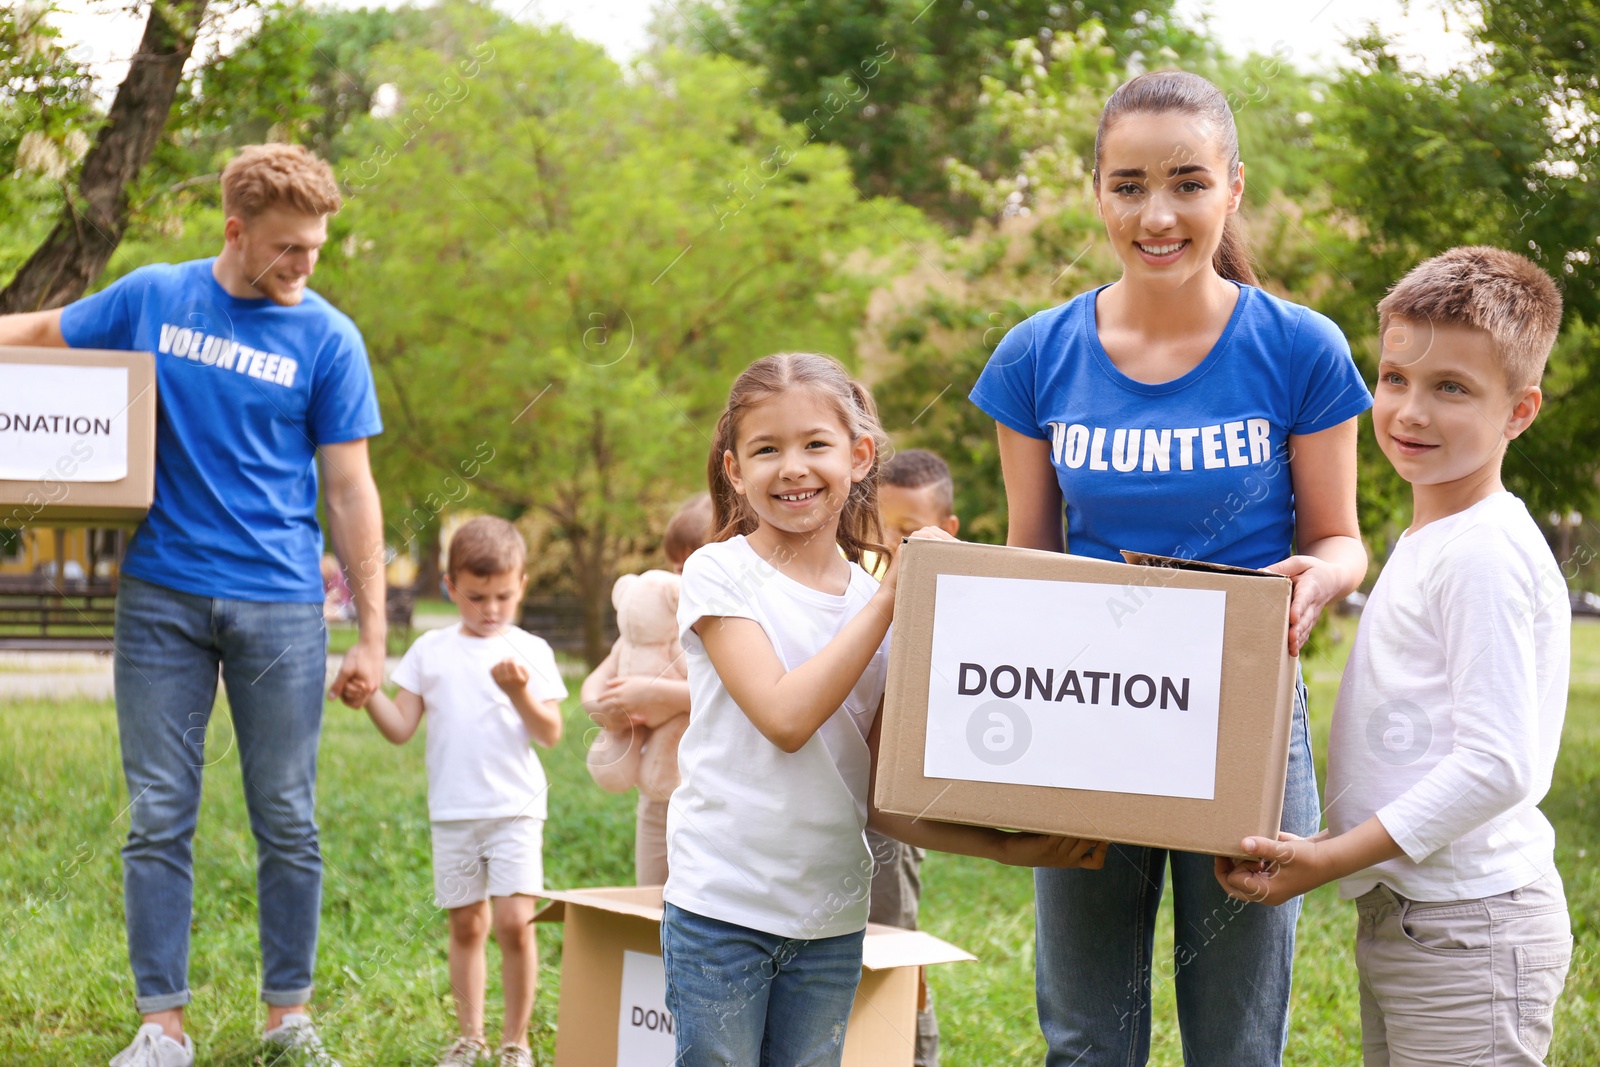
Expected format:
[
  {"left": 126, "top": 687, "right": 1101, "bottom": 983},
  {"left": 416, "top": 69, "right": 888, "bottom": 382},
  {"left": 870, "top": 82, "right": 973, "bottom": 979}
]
[
  {"left": 875, "top": 538, "right": 1295, "bottom": 857},
  {"left": 535, "top": 886, "right": 974, "bottom": 1067},
  {"left": 0, "top": 346, "right": 156, "bottom": 528}
]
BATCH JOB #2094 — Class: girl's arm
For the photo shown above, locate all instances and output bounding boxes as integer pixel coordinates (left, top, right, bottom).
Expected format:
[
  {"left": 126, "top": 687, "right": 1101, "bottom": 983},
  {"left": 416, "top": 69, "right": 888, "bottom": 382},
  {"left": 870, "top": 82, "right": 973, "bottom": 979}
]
[
  {"left": 604, "top": 675, "right": 692, "bottom": 729},
  {"left": 697, "top": 576, "right": 896, "bottom": 754},
  {"left": 865, "top": 710, "right": 1107, "bottom": 868},
  {"left": 997, "top": 425, "right": 1065, "bottom": 552},
  {"left": 1271, "top": 418, "right": 1368, "bottom": 655},
  {"left": 363, "top": 686, "right": 425, "bottom": 745},
  {"left": 579, "top": 645, "right": 627, "bottom": 732}
]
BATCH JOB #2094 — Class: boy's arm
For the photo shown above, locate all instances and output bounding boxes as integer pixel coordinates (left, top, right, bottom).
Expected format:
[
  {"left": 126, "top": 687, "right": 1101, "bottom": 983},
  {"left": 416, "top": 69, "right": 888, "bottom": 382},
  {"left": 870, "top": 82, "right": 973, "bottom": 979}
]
[
  {"left": 492, "top": 660, "right": 563, "bottom": 748},
  {"left": 1215, "top": 818, "right": 1405, "bottom": 906},
  {"left": 363, "top": 686, "right": 425, "bottom": 744},
  {"left": 865, "top": 704, "right": 1107, "bottom": 870}
]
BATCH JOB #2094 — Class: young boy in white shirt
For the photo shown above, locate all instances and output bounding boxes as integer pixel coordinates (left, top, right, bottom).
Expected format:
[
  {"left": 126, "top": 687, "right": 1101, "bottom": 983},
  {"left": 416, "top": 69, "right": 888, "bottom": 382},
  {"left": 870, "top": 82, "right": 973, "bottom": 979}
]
[
  {"left": 1217, "top": 246, "right": 1572, "bottom": 1066},
  {"left": 360, "top": 516, "right": 567, "bottom": 1067}
]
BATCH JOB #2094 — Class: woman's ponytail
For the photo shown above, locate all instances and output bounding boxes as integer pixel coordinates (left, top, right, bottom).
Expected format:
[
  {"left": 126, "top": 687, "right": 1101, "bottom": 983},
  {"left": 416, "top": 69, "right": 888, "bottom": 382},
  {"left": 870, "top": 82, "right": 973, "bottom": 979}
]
[{"left": 1213, "top": 215, "right": 1258, "bottom": 287}]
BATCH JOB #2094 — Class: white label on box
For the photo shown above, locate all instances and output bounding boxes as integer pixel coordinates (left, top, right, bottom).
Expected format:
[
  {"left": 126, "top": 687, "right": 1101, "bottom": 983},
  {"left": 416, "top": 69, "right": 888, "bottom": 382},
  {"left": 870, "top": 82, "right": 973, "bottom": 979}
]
[
  {"left": 617, "top": 949, "right": 676, "bottom": 1066},
  {"left": 923, "top": 573, "right": 1227, "bottom": 800},
  {"left": 0, "top": 364, "right": 130, "bottom": 482}
]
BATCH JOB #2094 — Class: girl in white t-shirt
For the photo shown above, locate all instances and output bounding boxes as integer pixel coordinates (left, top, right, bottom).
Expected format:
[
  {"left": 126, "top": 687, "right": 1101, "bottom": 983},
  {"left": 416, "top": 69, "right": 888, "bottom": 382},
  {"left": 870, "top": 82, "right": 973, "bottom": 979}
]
[{"left": 662, "top": 352, "right": 1106, "bottom": 1067}]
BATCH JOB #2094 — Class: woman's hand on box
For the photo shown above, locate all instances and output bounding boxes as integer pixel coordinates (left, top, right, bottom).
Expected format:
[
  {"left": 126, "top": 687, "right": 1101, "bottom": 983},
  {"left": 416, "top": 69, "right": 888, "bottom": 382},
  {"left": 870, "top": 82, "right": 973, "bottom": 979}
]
[
  {"left": 1264, "top": 553, "right": 1343, "bottom": 656},
  {"left": 1004, "top": 832, "right": 1109, "bottom": 870}
]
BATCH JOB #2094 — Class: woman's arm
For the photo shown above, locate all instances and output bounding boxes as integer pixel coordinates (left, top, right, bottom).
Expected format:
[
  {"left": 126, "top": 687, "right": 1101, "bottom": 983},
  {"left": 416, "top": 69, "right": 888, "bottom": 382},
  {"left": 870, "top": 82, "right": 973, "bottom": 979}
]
[
  {"left": 997, "top": 424, "right": 1064, "bottom": 552},
  {"left": 865, "top": 709, "right": 1106, "bottom": 868},
  {"left": 363, "top": 687, "right": 425, "bottom": 745},
  {"left": 1272, "top": 418, "right": 1368, "bottom": 654}
]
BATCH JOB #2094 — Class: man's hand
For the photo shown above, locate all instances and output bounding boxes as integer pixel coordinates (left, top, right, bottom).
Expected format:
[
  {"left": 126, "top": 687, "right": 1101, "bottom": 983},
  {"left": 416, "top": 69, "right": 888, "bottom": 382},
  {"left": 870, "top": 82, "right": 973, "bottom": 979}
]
[
  {"left": 491, "top": 658, "right": 531, "bottom": 695},
  {"left": 1214, "top": 830, "right": 1329, "bottom": 906},
  {"left": 330, "top": 638, "right": 385, "bottom": 708}
]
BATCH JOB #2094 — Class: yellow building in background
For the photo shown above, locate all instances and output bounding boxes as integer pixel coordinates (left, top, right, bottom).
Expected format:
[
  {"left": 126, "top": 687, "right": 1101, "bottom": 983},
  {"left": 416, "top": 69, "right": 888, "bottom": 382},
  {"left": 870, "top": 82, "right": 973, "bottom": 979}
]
[{"left": 0, "top": 527, "right": 123, "bottom": 579}]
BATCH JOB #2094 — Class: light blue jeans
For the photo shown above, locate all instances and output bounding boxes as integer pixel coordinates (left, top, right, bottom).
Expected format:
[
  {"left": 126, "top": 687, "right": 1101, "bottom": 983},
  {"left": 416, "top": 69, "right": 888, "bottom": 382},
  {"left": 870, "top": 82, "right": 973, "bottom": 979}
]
[
  {"left": 113, "top": 575, "right": 328, "bottom": 1013},
  {"left": 661, "top": 902, "right": 865, "bottom": 1067},
  {"left": 1033, "top": 678, "right": 1320, "bottom": 1066}
]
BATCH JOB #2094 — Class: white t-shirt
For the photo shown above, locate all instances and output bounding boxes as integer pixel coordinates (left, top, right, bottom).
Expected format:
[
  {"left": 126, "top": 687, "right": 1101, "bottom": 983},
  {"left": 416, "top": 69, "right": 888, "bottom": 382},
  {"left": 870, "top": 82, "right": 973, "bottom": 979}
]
[
  {"left": 1327, "top": 493, "right": 1569, "bottom": 901},
  {"left": 391, "top": 623, "right": 569, "bottom": 822},
  {"left": 665, "top": 536, "right": 891, "bottom": 940}
]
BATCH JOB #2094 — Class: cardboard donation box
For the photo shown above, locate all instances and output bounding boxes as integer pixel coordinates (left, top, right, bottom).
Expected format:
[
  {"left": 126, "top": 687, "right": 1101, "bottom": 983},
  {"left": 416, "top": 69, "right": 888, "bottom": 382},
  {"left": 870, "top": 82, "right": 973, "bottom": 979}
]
[
  {"left": 0, "top": 347, "right": 156, "bottom": 527},
  {"left": 875, "top": 538, "right": 1295, "bottom": 857},
  {"left": 535, "top": 886, "right": 974, "bottom": 1067}
]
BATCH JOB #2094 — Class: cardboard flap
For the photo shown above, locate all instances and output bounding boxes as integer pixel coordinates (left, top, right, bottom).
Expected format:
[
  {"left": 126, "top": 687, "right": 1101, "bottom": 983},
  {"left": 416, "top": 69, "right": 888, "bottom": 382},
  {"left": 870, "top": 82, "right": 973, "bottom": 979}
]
[
  {"left": 1119, "top": 549, "right": 1287, "bottom": 581},
  {"left": 861, "top": 925, "right": 976, "bottom": 970},
  {"left": 536, "top": 886, "right": 665, "bottom": 923}
]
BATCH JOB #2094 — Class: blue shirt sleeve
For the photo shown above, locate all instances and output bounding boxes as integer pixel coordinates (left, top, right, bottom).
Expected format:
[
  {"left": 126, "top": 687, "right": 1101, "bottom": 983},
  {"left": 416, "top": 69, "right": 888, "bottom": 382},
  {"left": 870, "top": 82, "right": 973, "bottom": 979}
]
[
  {"left": 306, "top": 318, "right": 383, "bottom": 445},
  {"left": 970, "top": 315, "right": 1046, "bottom": 440},
  {"left": 1289, "top": 307, "right": 1372, "bottom": 434},
  {"left": 58, "top": 269, "right": 144, "bottom": 349}
]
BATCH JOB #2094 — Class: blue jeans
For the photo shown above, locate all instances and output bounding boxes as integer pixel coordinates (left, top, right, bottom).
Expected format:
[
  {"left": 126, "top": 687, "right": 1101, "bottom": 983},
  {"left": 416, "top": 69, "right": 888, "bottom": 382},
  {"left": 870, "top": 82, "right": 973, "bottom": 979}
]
[
  {"left": 1034, "top": 678, "right": 1320, "bottom": 1066},
  {"left": 661, "top": 903, "right": 865, "bottom": 1067},
  {"left": 113, "top": 575, "right": 328, "bottom": 1013}
]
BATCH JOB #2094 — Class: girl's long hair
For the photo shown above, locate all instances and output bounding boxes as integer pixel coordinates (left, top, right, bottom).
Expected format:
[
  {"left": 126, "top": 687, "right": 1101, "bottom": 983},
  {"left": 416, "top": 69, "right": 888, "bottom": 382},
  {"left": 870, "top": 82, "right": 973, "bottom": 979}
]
[
  {"left": 1093, "top": 69, "right": 1259, "bottom": 287},
  {"left": 707, "top": 353, "right": 891, "bottom": 566}
]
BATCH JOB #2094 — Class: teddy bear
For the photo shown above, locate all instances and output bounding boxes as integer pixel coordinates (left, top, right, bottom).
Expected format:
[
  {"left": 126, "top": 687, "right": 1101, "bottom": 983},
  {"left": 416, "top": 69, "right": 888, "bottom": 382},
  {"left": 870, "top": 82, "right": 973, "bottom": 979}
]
[{"left": 584, "top": 569, "right": 689, "bottom": 802}]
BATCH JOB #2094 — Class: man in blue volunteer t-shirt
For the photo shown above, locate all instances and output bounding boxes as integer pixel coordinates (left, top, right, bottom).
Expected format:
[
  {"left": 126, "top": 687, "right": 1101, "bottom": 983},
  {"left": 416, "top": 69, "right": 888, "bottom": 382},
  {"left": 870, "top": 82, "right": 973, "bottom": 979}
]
[{"left": 0, "top": 144, "right": 385, "bottom": 1067}]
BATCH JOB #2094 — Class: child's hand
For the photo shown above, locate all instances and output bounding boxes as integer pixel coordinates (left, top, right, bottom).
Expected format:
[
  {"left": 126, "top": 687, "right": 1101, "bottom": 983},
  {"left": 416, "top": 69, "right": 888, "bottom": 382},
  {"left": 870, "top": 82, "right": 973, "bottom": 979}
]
[
  {"left": 339, "top": 677, "right": 375, "bottom": 707},
  {"left": 491, "top": 658, "right": 531, "bottom": 694},
  {"left": 1214, "top": 830, "right": 1328, "bottom": 906},
  {"left": 1001, "top": 832, "right": 1108, "bottom": 870},
  {"left": 880, "top": 525, "right": 958, "bottom": 595}
]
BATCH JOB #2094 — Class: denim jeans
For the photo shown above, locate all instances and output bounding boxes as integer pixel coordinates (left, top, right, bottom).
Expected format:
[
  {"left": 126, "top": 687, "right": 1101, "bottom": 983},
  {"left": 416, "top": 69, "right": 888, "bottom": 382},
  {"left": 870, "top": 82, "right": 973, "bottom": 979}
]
[
  {"left": 113, "top": 575, "right": 328, "bottom": 1013},
  {"left": 1034, "top": 678, "right": 1320, "bottom": 1066},
  {"left": 661, "top": 902, "right": 865, "bottom": 1067}
]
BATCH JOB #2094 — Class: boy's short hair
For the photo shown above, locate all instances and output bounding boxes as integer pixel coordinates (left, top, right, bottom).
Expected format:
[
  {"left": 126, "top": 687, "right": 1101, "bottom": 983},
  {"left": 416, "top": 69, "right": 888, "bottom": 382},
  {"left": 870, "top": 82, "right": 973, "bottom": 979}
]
[
  {"left": 447, "top": 516, "right": 526, "bottom": 579},
  {"left": 1377, "top": 246, "right": 1563, "bottom": 390},
  {"left": 663, "top": 492, "right": 714, "bottom": 565},
  {"left": 882, "top": 448, "right": 954, "bottom": 517},
  {"left": 221, "top": 144, "right": 342, "bottom": 221}
]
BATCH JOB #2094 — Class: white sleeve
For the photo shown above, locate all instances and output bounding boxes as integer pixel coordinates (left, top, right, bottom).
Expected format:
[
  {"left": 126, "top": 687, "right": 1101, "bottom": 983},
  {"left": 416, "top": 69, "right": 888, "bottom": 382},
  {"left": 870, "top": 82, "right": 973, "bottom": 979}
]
[
  {"left": 389, "top": 635, "right": 427, "bottom": 694},
  {"left": 523, "top": 637, "right": 568, "bottom": 701},
  {"left": 1375, "top": 530, "right": 1545, "bottom": 863},
  {"left": 677, "top": 547, "right": 761, "bottom": 654}
]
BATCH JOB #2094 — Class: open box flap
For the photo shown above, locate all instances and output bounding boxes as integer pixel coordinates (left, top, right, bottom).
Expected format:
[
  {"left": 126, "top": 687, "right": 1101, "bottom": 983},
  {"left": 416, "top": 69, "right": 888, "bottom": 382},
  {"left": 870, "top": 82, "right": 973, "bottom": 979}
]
[
  {"left": 861, "top": 924, "right": 976, "bottom": 970},
  {"left": 1119, "top": 549, "right": 1288, "bottom": 580},
  {"left": 535, "top": 885, "right": 665, "bottom": 924}
]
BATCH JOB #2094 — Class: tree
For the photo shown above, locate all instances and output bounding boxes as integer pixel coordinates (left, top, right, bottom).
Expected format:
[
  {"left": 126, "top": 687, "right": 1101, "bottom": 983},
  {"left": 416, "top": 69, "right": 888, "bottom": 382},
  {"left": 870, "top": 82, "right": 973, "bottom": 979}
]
[
  {"left": 1317, "top": 1, "right": 1600, "bottom": 525},
  {"left": 316, "top": 8, "right": 930, "bottom": 662},
  {"left": 656, "top": 0, "right": 1198, "bottom": 224},
  {"left": 0, "top": 0, "right": 212, "bottom": 312}
]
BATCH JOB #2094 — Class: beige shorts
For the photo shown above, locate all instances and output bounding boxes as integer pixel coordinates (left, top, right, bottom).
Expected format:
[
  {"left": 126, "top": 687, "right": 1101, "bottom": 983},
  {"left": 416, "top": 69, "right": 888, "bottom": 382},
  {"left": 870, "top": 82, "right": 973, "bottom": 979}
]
[
  {"left": 1356, "top": 867, "right": 1572, "bottom": 1067},
  {"left": 430, "top": 817, "right": 544, "bottom": 908}
]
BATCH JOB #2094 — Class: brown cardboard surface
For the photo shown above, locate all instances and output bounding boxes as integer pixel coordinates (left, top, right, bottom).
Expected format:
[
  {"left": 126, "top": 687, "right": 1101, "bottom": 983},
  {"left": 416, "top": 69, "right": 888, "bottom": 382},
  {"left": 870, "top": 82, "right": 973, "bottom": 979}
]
[
  {"left": 0, "top": 347, "right": 156, "bottom": 528},
  {"left": 535, "top": 885, "right": 972, "bottom": 1066},
  {"left": 875, "top": 538, "right": 1295, "bottom": 857}
]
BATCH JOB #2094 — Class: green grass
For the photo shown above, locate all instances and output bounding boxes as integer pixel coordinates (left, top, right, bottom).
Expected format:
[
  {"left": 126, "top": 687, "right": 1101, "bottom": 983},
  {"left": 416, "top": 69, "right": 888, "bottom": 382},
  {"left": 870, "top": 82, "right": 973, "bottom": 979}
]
[{"left": 2, "top": 624, "right": 1598, "bottom": 1064}]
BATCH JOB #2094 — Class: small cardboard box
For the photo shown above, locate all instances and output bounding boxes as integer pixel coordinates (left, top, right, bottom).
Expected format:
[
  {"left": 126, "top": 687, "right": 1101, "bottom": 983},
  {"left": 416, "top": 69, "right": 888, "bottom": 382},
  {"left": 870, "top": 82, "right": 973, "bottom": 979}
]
[
  {"left": 0, "top": 346, "right": 157, "bottom": 528},
  {"left": 535, "top": 886, "right": 974, "bottom": 1066},
  {"left": 874, "top": 538, "right": 1295, "bottom": 857}
]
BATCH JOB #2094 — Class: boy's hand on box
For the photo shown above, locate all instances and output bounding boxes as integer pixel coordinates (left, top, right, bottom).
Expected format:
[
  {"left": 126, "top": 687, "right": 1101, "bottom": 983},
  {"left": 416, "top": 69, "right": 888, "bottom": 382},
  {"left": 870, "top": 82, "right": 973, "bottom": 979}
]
[
  {"left": 1214, "top": 830, "right": 1328, "bottom": 906},
  {"left": 491, "top": 658, "right": 531, "bottom": 694},
  {"left": 1004, "top": 833, "right": 1109, "bottom": 870}
]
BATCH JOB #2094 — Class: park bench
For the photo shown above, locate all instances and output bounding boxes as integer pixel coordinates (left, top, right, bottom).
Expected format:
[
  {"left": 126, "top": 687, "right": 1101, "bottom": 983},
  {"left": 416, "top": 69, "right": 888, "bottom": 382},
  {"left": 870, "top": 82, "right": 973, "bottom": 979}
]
[{"left": 0, "top": 573, "right": 118, "bottom": 651}]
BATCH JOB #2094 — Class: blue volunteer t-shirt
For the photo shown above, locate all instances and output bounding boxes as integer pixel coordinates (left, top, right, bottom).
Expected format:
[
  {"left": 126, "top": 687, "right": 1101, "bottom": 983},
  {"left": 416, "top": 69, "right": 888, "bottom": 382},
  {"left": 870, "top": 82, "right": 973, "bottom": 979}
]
[
  {"left": 970, "top": 283, "right": 1371, "bottom": 569},
  {"left": 60, "top": 258, "right": 382, "bottom": 601}
]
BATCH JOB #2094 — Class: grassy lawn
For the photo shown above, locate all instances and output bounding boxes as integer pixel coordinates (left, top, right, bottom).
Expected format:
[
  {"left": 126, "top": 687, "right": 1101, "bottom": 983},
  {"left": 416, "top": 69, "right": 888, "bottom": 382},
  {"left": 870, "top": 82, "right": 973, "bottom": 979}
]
[{"left": 2, "top": 623, "right": 1597, "bottom": 1064}]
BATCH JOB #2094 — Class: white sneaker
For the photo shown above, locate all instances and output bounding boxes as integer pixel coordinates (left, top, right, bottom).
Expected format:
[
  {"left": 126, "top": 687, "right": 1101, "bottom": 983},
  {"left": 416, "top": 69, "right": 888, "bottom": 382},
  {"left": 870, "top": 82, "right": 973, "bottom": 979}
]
[
  {"left": 108, "top": 1023, "right": 194, "bottom": 1067},
  {"left": 262, "top": 1012, "right": 343, "bottom": 1066},
  {"left": 495, "top": 1045, "right": 534, "bottom": 1067},
  {"left": 435, "top": 1036, "right": 490, "bottom": 1066}
]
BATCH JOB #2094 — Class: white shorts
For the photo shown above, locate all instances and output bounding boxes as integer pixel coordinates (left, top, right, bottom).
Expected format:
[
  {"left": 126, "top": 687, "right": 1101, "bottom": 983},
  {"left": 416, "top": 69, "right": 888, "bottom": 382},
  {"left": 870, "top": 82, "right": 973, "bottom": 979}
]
[{"left": 430, "top": 816, "right": 545, "bottom": 908}]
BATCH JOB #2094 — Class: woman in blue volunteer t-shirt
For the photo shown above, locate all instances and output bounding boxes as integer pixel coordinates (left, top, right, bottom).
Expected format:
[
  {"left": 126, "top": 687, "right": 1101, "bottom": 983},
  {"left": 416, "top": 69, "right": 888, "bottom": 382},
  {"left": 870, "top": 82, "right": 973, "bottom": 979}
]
[{"left": 971, "top": 71, "right": 1371, "bottom": 1065}]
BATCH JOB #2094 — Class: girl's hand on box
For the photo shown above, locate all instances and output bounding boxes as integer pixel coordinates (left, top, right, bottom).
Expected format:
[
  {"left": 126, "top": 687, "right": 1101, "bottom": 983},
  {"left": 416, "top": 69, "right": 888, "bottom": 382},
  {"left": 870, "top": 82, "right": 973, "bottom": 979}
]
[{"left": 1003, "top": 832, "right": 1109, "bottom": 870}]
